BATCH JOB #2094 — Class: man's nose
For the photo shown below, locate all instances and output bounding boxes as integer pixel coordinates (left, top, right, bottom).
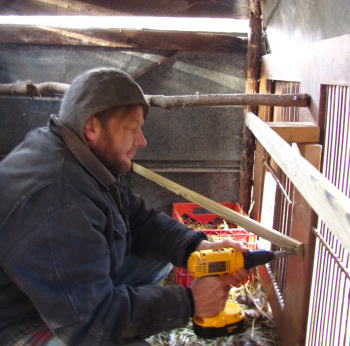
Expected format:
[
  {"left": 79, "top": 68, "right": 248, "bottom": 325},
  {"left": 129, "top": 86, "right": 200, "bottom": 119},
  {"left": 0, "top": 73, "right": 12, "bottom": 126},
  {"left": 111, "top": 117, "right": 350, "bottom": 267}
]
[{"left": 136, "top": 129, "right": 147, "bottom": 148}]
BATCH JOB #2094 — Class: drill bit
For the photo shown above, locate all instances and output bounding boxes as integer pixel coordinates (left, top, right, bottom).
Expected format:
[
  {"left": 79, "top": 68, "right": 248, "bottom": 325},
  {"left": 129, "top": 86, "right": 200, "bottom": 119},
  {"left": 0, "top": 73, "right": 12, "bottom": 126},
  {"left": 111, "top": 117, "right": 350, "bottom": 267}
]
[{"left": 274, "top": 250, "right": 293, "bottom": 259}]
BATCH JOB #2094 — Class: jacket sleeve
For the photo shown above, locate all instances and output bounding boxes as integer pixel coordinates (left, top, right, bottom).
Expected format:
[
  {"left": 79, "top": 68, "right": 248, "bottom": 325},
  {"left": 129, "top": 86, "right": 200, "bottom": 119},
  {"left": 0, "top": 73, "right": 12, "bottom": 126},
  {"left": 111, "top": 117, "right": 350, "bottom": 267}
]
[
  {"left": 123, "top": 182, "right": 207, "bottom": 268},
  {"left": 4, "top": 202, "right": 192, "bottom": 345}
]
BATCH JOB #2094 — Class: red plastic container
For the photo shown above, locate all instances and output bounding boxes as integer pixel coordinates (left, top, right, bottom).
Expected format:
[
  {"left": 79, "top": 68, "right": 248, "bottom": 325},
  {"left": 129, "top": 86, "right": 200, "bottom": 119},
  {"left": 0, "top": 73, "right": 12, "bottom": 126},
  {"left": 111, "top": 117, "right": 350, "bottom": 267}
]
[
  {"left": 172, "top": 202, "right": 258, "bottom": 287},
  {"left": 172, "top": 202, "right": 241, "bottom": 228}
]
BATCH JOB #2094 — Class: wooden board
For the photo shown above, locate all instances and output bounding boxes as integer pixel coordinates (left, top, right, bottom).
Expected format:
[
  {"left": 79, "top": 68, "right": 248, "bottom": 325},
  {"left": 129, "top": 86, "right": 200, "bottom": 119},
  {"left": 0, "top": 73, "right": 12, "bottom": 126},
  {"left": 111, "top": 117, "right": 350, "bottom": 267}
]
[
  {"left": 267, "top": 122, "right": 320, "bottom": 144},
  {"left": 132, "top": 162, "right": 303, "bottom": 255},
  {"left": 245, "top": 111, "right": 350, "bottom": 254},
  {"left": 0, "top": 0, "right": 250, "bottom": 19},
  {"left": 0, "top": 25, "right": 247, "bottom": 53},
  {"left": 261, "top": 34, "right": 350, "bottom": 123}
]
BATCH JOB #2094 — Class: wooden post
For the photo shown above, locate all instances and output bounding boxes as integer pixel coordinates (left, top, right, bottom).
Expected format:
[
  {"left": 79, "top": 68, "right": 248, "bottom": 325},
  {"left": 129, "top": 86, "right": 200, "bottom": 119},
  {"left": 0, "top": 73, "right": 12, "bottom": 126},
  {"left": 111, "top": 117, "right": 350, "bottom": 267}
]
[
  {"left": 250, "top": 77, "right": 273, "bottom": 222},
  {"left": 239, "top": 0, "right": 262, "bottom": 213}
]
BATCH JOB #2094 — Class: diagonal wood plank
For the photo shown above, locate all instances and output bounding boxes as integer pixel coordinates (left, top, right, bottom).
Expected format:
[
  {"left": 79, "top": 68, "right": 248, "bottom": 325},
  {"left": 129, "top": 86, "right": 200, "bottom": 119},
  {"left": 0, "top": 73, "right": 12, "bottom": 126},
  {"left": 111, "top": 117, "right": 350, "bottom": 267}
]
[
  {"left": 245, "top": 111, "right": 350, "bottom": 254},
  {"left": 132, "top": 162, "right": 303, "bottom": 255}
]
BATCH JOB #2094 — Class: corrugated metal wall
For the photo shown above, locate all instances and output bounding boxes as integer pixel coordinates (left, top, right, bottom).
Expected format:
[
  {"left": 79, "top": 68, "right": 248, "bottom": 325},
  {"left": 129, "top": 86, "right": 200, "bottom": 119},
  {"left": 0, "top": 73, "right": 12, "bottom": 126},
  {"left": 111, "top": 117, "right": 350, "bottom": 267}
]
[{"left": 0, "top": 45, "right": 246, "bottom": 214}]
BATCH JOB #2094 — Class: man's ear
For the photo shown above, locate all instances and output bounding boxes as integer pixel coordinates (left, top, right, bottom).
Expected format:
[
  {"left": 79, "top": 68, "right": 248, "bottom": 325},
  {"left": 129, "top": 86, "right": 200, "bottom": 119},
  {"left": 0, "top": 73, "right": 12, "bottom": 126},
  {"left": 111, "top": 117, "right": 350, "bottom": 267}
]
[{"left": 83, "top": 116, "right": 100, "bottom": 147}]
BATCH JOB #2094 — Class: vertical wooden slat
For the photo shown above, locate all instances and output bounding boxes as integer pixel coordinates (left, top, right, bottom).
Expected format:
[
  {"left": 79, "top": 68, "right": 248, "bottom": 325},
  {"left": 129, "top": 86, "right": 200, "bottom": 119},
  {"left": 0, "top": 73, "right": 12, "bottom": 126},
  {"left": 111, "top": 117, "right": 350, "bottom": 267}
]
[{"left": 250, "top": 75, "right": 273, "bottom": 222}]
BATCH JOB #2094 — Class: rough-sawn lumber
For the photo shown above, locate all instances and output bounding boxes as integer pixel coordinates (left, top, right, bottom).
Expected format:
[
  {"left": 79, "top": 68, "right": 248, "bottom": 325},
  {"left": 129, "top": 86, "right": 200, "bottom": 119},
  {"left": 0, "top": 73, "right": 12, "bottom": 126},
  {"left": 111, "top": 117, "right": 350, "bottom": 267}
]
[
  {"left": 132, "top": 162, "right": 304, "bottom": 256},
  {"left": 245, "top": 111, "right": 350, "bottom": 254}
]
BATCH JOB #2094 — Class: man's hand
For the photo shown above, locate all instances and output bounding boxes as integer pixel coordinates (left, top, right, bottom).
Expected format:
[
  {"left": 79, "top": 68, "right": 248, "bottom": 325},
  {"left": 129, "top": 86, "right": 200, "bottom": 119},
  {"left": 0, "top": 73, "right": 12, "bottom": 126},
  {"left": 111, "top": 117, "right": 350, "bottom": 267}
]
[
  {"left": 190, "top": 272, "right": 248, "bottom": 318},
  {"left": 196, "top": 238, "right": 250, "bottom": 253},
  {"left": 190, "top": 238, "right": 255, "bottom": 318}
]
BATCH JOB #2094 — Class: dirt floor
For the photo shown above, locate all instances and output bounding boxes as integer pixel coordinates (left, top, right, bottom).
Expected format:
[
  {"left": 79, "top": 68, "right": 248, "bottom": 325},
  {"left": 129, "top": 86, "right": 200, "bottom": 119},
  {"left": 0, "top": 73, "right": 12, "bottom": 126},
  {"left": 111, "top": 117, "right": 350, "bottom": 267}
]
[{"left": 146, "top": 270, "right": 283, "bottom": 346}]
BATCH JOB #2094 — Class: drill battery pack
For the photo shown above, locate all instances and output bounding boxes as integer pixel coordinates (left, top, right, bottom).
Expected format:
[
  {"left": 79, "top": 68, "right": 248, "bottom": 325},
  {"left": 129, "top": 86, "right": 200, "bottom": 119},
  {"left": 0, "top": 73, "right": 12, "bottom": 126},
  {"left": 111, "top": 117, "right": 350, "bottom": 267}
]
[{"left": 192, "top": 301, "right": 246, "bottom": 339}]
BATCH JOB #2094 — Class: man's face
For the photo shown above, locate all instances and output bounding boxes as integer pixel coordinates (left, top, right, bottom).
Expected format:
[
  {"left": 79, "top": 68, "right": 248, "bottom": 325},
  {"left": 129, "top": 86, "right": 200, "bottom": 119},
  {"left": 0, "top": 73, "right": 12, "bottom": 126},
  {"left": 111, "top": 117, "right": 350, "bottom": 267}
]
[{"left": 91, "top": 105, "right": 147, "bottom": 176}]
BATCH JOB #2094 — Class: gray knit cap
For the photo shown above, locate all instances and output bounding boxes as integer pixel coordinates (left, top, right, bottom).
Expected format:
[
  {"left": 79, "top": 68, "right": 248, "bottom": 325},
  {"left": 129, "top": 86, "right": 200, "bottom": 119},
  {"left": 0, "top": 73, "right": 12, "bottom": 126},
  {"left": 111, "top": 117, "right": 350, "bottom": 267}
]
[{"left": 58, "top": 67, "right": 150, "bottom": 140}]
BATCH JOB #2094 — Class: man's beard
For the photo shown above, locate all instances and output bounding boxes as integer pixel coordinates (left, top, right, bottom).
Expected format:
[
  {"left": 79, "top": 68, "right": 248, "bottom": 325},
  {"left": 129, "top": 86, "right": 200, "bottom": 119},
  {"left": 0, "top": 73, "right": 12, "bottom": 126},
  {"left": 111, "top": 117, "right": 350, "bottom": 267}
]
[
  {"left": 90, "top": 132, "right": 131, "bottom": 176},
  {"left": 91, "top": 147, "right": 130, "bottom": 177}
]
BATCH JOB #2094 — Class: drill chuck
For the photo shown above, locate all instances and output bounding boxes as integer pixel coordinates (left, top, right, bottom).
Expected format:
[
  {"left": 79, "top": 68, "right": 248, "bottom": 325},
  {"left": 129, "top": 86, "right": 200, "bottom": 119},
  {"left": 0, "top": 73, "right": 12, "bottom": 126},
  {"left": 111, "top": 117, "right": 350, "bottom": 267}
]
[{"left": 242, "top": 250, "right": 276, "bottom": 270}]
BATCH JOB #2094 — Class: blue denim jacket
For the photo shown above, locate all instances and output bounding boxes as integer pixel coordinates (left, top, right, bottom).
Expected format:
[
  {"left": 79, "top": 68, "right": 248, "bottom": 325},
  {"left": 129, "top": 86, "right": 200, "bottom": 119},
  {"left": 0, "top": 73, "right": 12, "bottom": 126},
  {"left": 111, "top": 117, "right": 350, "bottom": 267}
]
[{"left": 0, "top": 118, "right": 205, "bottom": 345}]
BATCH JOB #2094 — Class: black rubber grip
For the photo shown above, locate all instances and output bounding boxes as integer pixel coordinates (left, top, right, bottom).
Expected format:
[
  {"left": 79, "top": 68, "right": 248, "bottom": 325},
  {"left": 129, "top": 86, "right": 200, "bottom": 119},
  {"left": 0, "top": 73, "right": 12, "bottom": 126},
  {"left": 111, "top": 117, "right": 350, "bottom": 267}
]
[{"left": 243, "top": 250, "right": 275, "bottom": 269}]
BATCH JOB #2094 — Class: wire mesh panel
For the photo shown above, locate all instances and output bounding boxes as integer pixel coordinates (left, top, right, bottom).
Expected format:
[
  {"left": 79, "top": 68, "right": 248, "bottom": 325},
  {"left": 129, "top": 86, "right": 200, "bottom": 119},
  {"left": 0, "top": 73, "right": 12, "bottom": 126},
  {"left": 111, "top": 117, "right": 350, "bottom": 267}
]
[{"left": 307, "top": 85, "right": 350, "bottom": 345}]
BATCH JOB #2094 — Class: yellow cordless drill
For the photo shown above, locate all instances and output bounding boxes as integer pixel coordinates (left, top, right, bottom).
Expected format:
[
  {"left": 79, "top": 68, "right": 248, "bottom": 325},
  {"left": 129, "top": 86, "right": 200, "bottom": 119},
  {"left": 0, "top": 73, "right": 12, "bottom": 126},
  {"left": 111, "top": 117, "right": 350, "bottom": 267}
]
[{"left": 187, "top": 248, "right": 290, "bottom": 338}]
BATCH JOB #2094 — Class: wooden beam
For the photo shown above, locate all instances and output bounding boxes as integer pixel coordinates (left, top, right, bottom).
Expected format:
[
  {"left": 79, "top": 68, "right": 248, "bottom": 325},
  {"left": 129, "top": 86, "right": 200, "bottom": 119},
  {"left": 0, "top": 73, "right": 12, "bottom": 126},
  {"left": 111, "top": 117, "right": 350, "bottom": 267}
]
[
  {"left": 268, "top": 122, "right": 320, "bottom": 143},
  {"left": 0, "top": 81, "right": 309, "bottom": 109},
  {"left": 0, "top": 0, "right": 250, "bottom": 19},
  {"left": 148, "top": 94, "right": 309, "bottom": 109},
  {"left": 132, "top": 52, "right": 177, "bottom": 80},
  {"left": 0, "top": 25, "right": 247, "bottom": 53},
  {"left": 245, "top": 111, "right": 350, "bottom": 254},
  {"left": 239, "top": 0, "right": 262, "bottom": 213},
  {"left": 132, "top": 162, "right": 304, "bottom": 255},
  {"left": 0, "top": 81, "right": 69, "bottom": 97}
]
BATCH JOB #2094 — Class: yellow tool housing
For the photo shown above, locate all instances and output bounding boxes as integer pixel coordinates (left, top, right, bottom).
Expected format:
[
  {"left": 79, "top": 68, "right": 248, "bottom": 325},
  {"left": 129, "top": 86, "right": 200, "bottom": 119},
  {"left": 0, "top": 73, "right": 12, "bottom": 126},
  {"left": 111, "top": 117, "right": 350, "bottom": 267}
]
[{"left": 187, "top": 248, "right": 245, "bottom": 278}]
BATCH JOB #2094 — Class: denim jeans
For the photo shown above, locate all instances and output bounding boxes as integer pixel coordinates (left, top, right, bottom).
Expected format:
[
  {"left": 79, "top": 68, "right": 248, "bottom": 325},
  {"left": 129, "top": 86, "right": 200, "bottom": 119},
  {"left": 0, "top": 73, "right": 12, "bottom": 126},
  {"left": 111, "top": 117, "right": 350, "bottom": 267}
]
[{"left": 9, "top": 255, "right": 172, "bottom": 346}]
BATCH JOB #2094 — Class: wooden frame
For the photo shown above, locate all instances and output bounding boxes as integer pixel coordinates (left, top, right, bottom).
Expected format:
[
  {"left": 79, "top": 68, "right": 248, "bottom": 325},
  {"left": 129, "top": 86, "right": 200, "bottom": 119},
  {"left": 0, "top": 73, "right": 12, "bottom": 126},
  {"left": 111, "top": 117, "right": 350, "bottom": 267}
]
[{"left": 252, "top": 34, "right": 350, "bottom": 345}]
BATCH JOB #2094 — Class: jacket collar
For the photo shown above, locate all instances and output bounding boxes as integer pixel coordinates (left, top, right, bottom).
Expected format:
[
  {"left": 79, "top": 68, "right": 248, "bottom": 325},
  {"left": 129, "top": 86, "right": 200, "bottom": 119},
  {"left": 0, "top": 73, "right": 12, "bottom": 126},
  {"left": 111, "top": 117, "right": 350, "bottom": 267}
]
[{"left": 51, "top": 115, "right": 116, "bottom": 190}]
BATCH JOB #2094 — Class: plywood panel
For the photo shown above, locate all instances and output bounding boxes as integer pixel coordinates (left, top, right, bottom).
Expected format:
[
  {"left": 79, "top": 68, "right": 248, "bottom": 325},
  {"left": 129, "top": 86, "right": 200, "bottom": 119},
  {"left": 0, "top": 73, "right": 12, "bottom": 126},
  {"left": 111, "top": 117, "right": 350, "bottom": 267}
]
[{"left": 261, "top": 34, "right": 350, "bottom": 123}]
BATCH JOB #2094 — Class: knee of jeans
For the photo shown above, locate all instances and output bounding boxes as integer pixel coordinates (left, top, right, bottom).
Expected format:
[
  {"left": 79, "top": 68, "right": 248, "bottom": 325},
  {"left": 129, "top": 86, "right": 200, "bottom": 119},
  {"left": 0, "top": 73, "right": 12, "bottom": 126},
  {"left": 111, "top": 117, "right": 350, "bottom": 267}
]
[{"left": 46, "top": 337, "right": 66, "bottom": 346}]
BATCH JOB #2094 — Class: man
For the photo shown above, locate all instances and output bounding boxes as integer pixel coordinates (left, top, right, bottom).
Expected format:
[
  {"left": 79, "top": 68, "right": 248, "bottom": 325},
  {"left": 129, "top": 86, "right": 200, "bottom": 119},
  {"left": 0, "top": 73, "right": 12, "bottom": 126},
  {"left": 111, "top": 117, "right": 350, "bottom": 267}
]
[{"left": 0, "top": 67, "right": 251, "bottom": 345}]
